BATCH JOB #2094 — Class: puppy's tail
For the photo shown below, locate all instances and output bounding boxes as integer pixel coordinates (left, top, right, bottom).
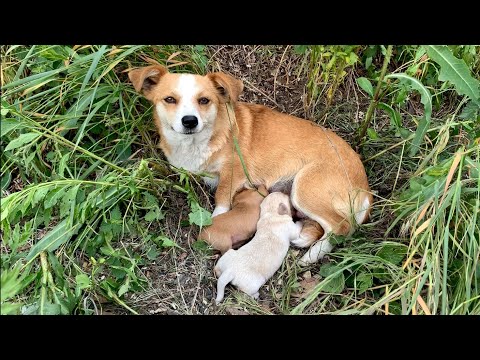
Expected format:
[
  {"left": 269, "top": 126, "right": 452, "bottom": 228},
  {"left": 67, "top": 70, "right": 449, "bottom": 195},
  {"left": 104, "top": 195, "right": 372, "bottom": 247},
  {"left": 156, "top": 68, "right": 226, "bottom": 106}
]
[{"left": 215, "top": 269, "right": 234, "bottom": 304}]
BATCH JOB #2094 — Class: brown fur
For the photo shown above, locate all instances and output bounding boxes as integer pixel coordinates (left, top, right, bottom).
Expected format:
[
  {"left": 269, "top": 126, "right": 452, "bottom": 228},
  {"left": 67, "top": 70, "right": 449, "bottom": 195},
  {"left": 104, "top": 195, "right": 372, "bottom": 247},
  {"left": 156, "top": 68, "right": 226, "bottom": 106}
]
[
  {"left": 197, "top": 186, "right": 268, "bottom": 253},
  {"left": 129, "top": 65, "right": 373, "bottom": 249}
]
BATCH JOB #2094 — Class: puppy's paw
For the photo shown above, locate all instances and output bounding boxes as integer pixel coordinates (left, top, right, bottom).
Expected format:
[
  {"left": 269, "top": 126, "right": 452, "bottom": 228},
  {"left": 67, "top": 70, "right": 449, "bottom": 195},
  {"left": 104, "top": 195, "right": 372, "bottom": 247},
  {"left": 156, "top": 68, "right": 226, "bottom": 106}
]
[
  {"left": 212, "top": 205, "right": 229, "bottom": 218},
  {"left": 291, "top": 220, "right": 317, "bottom": 248}
]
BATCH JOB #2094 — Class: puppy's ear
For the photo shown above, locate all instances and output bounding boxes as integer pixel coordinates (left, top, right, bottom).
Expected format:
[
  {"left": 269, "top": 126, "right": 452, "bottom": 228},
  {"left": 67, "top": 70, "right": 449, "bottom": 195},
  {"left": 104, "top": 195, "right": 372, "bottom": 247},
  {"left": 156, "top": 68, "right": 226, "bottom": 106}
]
[
  {"left": 128, "top": 65, "right": 168, "bottom": 99},
  {"left": 206, "top": 72, "right": 244, "bottom": 103},
  {"left": 278, "top": 202, "right": 290, "bottom": 216}
]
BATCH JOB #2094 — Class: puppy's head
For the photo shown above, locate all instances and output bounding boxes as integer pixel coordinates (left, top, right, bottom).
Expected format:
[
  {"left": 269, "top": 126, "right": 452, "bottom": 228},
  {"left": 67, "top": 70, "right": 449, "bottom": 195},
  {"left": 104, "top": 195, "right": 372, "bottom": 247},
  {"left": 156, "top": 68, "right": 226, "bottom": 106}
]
[
  {"left": 233, "top": 185, "right": 268, "bottom": 207},
  {"left": 128, "top": 65, "right": 243, "bottom": 136},
  {"left": 260, "top": 192, "right": 292, "bottom": 217}
]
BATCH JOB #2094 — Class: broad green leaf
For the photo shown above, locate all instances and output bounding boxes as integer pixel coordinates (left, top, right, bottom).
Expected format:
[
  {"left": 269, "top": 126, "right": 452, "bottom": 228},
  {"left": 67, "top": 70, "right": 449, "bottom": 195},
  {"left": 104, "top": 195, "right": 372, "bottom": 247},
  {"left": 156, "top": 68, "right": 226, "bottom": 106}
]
[
  {"left": 143, "top": 191, "right": 159, "bottom": 207},
  {"left": 385, "top": 73, "right": 432, "bottom": 156},
  {"left": 60, "top": 185, "right": 79, "bottom": 219},
  {"left": 58, "top": 153, "right": 70, "bottom": 178},
  {"left": 146, "top": 208, "right": 164, "bottom": 222},
  {"left": 459, "top": 101, "right": 480, "bottom": 120},
  {"left": 1, "top": 118, "right": 25, "bottom": 136},
  {"left": 44, "top": 187, "right": 67, "bottom": 209},
  {"left": 356, "top": 77, "right": 374, "bottom": 97},
  {"left": 118, "top": 281, "right": 129, "bottom": 297},
  {"left": 4, "top": 132, "right": 39, "bottom": 151},
  {"left": 41, "top": 302, "right": 62, "bottom": 315},
  {"left": 356, "top": 273, "right": 373, "bottom": 294},
  {"left": 367, "top": 128, "right": 379, "bottom": 140},
  {"left": 32, "top": 186, "right": 50, "bottom": 208},
  {"left": 377, "top": 244, "right": 407, "bottom": 265},
  {"left": 1, "top": 172, "right": 11, "bottom": 191},
  {"left": 191, "top": 240, "right": 210, "bottom": 252},
  {"left": 110, "top": 205, "right": 122, "bottom": 221},
  {"left": 425, "top": 45, "right": 480, "bottom": 104},
  {"left": 159, "top": 236, "right": 182, "bottom": 249},
  {"left": 0, "top": 266, "right": 23, "bottom": 301},
  {"left": 75, "top": 274, "right": 91, "bottom": 290},
  {"left": 188, "top": 203, "right": 212, "bottom": 227},
  {"left": 1, "top": 302, "right": 21, "bottom": 315},
  {"left": 146, "top": 246, "right": 159, "bottom": 260},
  {"left": 319, "top": 264, "right": 345, "bottom": 294},
  {"left": 294, "top": 45, "right": 308, "bottom": 55},
  {"left": 26, "top": 219, "right": 80, "bottom": 261}
]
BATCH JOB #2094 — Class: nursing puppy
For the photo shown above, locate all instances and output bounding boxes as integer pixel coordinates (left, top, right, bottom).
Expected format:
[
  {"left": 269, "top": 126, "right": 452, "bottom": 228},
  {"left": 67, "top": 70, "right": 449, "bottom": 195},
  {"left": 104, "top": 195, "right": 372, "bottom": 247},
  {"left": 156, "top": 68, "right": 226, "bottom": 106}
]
[
  {"left": 128, "top": 64, "right": 372, "bottom": 265},
  {"left": 214, "top": 192, "right": 300, "bottom": 303},
  {"left": 198, "top": 185, "right": 268, "bottom": 254}
]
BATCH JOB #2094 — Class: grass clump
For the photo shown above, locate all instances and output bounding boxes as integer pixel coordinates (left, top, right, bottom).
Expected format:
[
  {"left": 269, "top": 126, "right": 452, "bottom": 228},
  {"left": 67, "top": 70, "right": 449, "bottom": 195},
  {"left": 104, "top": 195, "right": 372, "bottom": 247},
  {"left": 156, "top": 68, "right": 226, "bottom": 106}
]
[{"left": 1, "top": 44, "right": 479, "bottom": 315}]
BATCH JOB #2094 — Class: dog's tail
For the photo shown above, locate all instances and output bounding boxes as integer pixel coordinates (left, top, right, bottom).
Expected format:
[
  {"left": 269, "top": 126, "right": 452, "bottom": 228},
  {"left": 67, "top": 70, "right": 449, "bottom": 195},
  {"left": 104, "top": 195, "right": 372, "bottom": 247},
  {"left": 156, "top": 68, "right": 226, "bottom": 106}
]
[{"left": 215, "top": 269, "right": 234, "bottom": 304}]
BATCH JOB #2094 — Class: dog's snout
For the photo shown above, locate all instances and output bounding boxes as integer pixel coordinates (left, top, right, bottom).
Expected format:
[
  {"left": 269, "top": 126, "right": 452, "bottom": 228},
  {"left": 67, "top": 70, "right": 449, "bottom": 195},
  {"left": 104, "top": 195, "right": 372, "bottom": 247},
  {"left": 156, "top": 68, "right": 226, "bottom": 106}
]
[{"left": 181, "top": 115, "right": 198, "bottom": 129}]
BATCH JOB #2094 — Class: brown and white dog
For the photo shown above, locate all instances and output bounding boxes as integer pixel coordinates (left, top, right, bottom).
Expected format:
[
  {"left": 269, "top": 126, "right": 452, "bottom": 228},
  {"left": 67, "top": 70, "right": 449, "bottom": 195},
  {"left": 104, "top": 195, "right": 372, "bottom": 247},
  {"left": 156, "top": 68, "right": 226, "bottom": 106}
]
[
  {"left": 198, "top": 185, "right": 268, "bottom": 254},
  {"left": 128, "top": 64, "right": 372, "bottom": 264}
]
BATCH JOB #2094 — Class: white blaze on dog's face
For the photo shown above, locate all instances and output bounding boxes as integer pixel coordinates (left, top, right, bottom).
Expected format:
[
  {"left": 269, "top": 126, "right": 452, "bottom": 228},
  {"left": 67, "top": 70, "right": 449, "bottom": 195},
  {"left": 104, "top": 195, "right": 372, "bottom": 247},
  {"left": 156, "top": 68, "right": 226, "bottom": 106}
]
[{"left": 154, "top": 74, "right": 218, "bottom": 135}]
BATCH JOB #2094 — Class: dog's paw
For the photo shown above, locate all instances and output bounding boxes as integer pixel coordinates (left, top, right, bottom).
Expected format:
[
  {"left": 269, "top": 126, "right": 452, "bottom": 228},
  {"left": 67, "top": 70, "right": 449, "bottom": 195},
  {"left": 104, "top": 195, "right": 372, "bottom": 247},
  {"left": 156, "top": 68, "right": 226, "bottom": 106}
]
[
  {"left": 212, "top": 206, "right": 229, "bottom": 218},
  {"left": 298, "top": 240, "right": 333, "bottom": 266},
  {"left": 291, "top": 236, "right": 312, "bottom": 248}
]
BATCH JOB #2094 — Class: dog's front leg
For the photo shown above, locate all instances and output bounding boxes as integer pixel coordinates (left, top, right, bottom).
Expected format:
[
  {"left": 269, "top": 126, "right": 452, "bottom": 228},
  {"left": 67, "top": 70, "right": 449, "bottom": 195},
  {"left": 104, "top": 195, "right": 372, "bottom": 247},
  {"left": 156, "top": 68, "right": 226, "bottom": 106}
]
[{"left": 212, "top": 170, "right": 245, "bottom": 217}]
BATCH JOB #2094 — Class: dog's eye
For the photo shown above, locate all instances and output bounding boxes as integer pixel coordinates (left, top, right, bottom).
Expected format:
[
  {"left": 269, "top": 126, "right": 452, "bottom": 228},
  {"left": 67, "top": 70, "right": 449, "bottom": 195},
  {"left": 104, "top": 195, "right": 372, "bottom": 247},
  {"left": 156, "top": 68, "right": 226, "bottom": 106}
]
[
  {"left": 164, "top": 96, "right": 176, "bottom": 104},
  {"left": 198, "top": 97, "right": 210, "bottom": 105}
]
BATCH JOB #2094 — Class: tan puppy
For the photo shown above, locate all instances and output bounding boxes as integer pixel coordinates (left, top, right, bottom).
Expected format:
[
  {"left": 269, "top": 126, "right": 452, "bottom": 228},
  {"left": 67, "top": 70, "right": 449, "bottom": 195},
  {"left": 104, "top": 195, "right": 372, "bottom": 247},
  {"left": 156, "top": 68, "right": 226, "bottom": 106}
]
[
  {"left": 129, "top": 65, "right": 372, "bottom": 265},
  {"left": 214, "top": 192, "right": 300, "bottom": 303},
  {"left": 198, "top": 185, "right": 268, "bottom": 254}
]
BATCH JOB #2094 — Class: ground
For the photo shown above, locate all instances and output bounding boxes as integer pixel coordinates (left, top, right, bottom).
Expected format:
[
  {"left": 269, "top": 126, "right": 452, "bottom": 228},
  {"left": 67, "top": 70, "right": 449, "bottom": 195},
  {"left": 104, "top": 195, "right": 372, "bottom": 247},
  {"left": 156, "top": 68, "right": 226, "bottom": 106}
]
[
  {"left": 4, "top": 45, "right": 476, "bottom": 315},
  {"left": 110, "top": 46, "right": 400, "bottom": 315}
]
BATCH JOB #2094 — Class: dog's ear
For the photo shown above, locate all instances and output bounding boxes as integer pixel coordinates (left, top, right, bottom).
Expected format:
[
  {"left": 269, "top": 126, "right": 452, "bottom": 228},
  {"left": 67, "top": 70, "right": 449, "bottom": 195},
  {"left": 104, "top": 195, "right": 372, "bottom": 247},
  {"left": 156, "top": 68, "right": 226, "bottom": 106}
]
[
  {"left": 206, "top": 72, "right": 244, "bottom": 103},
  {"left": 128, "top": 65, "right": 168, "bottom": 98},
  {"left": 278, "top": 202, "right": 290, "bottom": 216}
]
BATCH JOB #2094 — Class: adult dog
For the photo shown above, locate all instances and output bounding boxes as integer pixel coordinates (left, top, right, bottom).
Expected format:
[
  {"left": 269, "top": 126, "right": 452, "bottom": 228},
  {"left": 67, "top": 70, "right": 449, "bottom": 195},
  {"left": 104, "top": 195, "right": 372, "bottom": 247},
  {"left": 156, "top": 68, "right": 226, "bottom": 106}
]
[{"left": 128, "top": 64, "right": 372, "bottom": 264}]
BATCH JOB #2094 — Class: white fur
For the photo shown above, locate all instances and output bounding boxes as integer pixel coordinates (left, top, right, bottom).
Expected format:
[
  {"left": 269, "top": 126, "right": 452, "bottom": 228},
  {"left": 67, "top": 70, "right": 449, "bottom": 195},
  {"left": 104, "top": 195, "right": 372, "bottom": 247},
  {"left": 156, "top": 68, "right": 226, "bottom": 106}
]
[
  {"left": 202, "top": 175, "right": 219, "bottom": 189},
  {"left": 174, "top": 75, "right": 204, "bottom": 133},
  {"left": 212, "top": 205, "right": 229, "bottom": 218},
  {"left": 214, "top": 193, "right": 300, "bottom": 303},
  {"left": 155, "top": 75, "right": 219, "bottom": 173},
  {"left": 299, "top": 237, "right": 333, "bottom": 266},
  {"left": 158, "top": 121, "right": 214, "bottom": 172},
  {"left": 355, "top": 195, "right": 371, "bottom": 225}
]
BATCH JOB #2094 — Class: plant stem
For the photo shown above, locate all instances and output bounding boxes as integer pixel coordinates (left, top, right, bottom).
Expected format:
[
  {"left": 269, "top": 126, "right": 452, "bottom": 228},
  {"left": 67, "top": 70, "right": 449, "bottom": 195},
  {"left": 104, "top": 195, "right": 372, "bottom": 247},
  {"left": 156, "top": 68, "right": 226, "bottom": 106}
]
[{"left": 357, "top": 45, "right": 394, "bottom": 147}]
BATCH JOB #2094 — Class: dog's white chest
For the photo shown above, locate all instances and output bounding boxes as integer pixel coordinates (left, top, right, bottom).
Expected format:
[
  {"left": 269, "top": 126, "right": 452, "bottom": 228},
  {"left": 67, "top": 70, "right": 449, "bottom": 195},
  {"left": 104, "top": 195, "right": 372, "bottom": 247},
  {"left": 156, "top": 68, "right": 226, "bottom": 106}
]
[
  {"left": 167, "top": 142, "right": 212, "bottom": 173},
  {"left": 162, "top": 125, "right": 218, "bottom": 175}
]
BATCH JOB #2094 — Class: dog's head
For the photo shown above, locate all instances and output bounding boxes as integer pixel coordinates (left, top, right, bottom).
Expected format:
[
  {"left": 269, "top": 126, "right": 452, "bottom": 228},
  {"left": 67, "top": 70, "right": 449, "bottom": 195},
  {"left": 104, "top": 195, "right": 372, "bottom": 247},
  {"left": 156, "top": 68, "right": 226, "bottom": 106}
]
[
  {"left": 128, "top": 65, "right": 244, "bottom": 135},
  {"left": 260, "top": 192, "right": 292, "bottom": 217}
]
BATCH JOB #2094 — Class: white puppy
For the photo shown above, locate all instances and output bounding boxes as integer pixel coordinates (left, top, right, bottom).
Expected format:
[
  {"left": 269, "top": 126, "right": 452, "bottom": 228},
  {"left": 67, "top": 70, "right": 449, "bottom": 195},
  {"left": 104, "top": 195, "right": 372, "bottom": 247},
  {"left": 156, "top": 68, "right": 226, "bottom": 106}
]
[{"left": 215, "top": 192, "right": 302, "bottom": 303}]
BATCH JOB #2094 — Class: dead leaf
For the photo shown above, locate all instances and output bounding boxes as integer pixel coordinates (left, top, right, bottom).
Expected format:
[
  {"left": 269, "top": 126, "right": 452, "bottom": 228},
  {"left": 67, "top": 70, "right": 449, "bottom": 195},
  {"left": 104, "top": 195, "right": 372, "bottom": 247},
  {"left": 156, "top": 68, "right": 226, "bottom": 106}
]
[
  {"left": 292, "top": 277, "right": 320, "bottom": 299},
  {"left": 167, "top": 51, "right": 182, "bottom": 62},
  {"left": 225, "top": 307, "right": 249, "bottom": 315}
]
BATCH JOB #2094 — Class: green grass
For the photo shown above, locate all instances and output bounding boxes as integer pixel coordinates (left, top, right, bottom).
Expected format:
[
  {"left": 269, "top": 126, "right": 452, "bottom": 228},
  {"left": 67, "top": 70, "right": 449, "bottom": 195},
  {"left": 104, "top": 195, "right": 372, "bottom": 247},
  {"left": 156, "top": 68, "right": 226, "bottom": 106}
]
[{"left": 1, "top": 45, "right": 479, "bottom": 315}]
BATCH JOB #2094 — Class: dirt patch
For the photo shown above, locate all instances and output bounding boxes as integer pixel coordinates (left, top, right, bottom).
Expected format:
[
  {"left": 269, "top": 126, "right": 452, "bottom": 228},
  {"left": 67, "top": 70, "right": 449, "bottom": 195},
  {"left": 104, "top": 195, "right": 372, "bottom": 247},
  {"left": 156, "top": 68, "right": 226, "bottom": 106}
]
[{"left": 117, "top": 45, "right": 403, "bottom": 315}]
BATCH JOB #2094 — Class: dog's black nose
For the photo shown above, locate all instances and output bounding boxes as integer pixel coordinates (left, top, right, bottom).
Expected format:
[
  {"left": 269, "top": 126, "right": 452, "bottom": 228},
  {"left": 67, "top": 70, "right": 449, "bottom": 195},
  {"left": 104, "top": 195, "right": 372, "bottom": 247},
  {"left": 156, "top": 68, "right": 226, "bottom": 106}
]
[{"left": 181, "top": 115, "right": 198, "bottom": 129}]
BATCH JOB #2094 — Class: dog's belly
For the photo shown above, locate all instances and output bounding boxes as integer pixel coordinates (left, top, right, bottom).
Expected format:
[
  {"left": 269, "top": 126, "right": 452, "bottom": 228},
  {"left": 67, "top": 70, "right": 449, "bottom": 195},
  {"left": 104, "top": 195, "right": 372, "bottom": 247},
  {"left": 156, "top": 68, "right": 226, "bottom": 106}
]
[{"left": 269, "top": 178, "right": 294, "bottom": 194}]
